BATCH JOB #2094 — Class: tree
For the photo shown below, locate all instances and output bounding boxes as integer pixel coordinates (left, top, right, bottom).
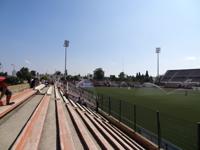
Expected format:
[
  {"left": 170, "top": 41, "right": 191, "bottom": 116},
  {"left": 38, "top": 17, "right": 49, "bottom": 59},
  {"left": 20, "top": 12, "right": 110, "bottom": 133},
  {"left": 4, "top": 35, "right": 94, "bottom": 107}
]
[
  {"left": 136, "top": 72, "right": 141, "bottom": 81},
  {"left": 73, "top": 74, "right": 81, "bottom": 81},
  {"left": 30, "top": 70, "right": 36, "bottom": 78},
  {"left": 145, "top": 70, "right": 149, "bottom": 77},
  {"left": 16, "top": 67, "right": 31, "bottom": 81},
  {"left": 6, "top": 76, "right": 21, "bottom": 85},
  {"left": 40, "top": 75, "right": 48, "bottom": 81},
  {"left": 93, "top": 68, "right": 104, "bottom": 80},
  {"left": 87, "top": 74, "right": 93, "bottom": 79},
  {"left": 126, "top": 75, "right": 133, "bottom": 82},
  {"left": 149, "top": 76, "right": 153, "bottom": 82},
  {"left": 131, "top": 75, "right": 136, "bottom": 81},
  {"left": 110, "top": 75, "right": 116, "bottom": 81},
  {"left": 118, "top": 72, "right": 125, "bottom": 81},
  {"left": 144, "top": 70, "right": 150, "bottom": 82},
  {"left": 0, "top": 72, "right": 7, "bottom": 77},
  {"left": 54, "top": 71, "right": 61, "bottom": 76},
  {"left": 135, "top": 71, "right": 153, "bottom": 83}
]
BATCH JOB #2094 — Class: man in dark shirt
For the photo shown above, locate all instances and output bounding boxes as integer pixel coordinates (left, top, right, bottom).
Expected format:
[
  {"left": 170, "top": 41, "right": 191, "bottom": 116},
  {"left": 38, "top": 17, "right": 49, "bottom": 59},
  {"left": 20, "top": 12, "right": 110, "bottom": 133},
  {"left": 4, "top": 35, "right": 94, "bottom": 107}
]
[{"left": 0, "top": 77, "right": 13, "bottom": 105}]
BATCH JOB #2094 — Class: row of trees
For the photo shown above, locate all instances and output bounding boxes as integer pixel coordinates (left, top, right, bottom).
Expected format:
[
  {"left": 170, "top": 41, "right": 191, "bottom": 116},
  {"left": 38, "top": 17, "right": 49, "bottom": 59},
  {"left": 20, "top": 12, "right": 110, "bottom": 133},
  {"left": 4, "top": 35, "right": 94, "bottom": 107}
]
[
  {"left": 0, "top": 67, "right": 38, "bottom": 85},
  {"left": 55, "top": 68, "right": 153, "bottom": 83},
  {"left": 93, "top": 68, "right": 153, "bottom": 82},
  {"left": 0, "top": 65, "right": 153, "bottom": 84},
  {"left": 16, "top": 67, "right": 37, "bottom": 81}
]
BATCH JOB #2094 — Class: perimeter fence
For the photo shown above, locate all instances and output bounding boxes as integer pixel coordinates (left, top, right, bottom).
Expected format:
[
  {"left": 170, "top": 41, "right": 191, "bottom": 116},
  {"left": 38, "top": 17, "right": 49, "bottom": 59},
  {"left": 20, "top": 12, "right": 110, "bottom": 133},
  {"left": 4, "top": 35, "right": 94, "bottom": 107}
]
[{"left": 83, "top": 89, "right": 199, "bottom": 150}]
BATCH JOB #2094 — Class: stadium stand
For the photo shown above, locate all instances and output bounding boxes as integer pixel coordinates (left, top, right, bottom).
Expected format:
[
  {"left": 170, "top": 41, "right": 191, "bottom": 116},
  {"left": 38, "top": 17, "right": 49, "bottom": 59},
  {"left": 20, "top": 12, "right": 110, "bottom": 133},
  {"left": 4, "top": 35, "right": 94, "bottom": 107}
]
[
  {"left": 0, "top": 82, "right": 159, "bottom": 149},
  {"left": 161, "top": 69, "right": 200, "bottom": 88},
  {"left": 59, "top": 84, "right": 158, "bottom": 150}
]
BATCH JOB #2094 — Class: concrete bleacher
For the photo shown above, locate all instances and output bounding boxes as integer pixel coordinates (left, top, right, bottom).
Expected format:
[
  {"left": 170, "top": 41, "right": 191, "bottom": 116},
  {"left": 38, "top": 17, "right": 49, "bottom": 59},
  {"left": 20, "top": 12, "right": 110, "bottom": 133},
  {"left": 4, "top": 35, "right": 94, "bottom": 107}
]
[
  {"left": 161, "top": 69, "right": 200, "bottom": 88},
  {"left": 0, "top": 86, "right": 49, "bottom": 149},
  {"left": 12, "top": 94, "right": 51, "bottom": 149},
  {"left": 34, "top": 84, "right": 46, "bottom": 91},
  {"left": 56, "top": 94, "right": 76, "bottom": 150},
  {"left": 67, "top": 104, "right": 100, "bottom": 149},
  {"left": 47, "top": 86, "right": 53, "bottom": 95},
  {"left": 0, "top": 89, "right": 37, "bottom": 119},
  {"left": 58, "top": 86, "right": 157, "bottom": 150},
  {"left": 0, "top": 84, "right": 158, "bottom": 149}
]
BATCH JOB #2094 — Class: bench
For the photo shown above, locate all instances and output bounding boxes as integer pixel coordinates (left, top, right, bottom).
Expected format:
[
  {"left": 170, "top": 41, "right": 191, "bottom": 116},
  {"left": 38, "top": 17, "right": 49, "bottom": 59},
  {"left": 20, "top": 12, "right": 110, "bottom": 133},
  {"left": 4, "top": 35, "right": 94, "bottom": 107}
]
[{"left": 12, "top": 95, "right": 50, "bottom": 149}]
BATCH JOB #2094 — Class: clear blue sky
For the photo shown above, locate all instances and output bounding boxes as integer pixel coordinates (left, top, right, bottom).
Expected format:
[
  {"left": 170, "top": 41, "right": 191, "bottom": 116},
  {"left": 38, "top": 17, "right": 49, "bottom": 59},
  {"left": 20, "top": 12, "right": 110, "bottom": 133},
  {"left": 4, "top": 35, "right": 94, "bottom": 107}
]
[{"left": 0, "top": 0, "right": 200, "bottom": 76}]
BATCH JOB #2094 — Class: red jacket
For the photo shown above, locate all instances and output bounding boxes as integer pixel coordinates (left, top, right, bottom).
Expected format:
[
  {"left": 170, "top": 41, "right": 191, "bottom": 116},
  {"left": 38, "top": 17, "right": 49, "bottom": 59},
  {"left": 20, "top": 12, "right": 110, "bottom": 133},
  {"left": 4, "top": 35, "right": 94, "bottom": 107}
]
[
  {"left": 0, "top": 76, "right": 7, "bottom": 90},
  {"left": 0, "top": 76, "right": 6, "bottom": 82}
]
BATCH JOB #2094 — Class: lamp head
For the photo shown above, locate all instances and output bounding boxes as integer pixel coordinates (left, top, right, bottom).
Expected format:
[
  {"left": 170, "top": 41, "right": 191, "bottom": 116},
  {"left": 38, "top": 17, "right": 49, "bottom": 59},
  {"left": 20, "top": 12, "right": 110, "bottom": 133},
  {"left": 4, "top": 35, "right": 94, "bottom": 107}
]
[
  {"left": 64, "top": 40, "right": 69, "bottom": 47},
  {"left": 156, "top": 47, "right": 161, "bottom": 53}
]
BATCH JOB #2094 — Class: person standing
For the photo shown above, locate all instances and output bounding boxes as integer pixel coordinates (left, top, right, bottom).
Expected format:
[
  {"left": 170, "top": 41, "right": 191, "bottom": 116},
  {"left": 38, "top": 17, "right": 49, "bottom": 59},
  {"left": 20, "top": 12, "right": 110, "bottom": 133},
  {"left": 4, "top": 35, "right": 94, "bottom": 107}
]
[
  {"left": 0, "top": 76, "right": 13, "bottom": 105},
  {"left": 30, "top": 78, "right": 36, "bottom": 88}
]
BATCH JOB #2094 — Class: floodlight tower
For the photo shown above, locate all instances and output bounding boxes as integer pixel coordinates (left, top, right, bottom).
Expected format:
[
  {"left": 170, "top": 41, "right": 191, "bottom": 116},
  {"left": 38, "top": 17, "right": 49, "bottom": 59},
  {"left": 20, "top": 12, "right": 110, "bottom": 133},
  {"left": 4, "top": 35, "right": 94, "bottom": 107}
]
[
  {"left": 156, "top": 47, "right": 161, "bottom": 78},
  {"left": 64, "top": 40, "right": 69, "bottom": 79}
]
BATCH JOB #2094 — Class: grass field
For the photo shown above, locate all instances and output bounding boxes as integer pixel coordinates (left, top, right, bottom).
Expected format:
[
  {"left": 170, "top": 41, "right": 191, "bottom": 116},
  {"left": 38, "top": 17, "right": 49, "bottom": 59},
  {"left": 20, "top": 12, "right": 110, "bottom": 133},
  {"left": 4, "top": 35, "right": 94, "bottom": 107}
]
[
  {"left": 8, "top": 83, "right": 30, "bottom": 93},
  {"left": 88, "top": 87, "right": 200, "bottom": 150}
]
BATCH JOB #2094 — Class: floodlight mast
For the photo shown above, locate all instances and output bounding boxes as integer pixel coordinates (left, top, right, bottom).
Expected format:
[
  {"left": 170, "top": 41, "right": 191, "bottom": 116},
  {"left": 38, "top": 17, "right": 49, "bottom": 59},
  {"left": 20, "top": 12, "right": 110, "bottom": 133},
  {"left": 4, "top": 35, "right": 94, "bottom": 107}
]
[
  {"left": 64, "top": 40, "right": 69, "bottom": 79},
  {"left": 156, "top": 47, "right": 161, "bottom": 78}
]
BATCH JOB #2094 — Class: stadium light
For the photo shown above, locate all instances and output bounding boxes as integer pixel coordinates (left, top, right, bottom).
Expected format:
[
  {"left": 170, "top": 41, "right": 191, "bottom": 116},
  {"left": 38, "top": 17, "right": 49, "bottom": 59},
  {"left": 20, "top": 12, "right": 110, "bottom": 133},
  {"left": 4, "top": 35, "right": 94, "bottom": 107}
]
[
  {"left": 64, "top": 40, "right": 69, "bottom": 79},
  {"left": 156, "top": 47, "right": 161, "bottom": 78}
]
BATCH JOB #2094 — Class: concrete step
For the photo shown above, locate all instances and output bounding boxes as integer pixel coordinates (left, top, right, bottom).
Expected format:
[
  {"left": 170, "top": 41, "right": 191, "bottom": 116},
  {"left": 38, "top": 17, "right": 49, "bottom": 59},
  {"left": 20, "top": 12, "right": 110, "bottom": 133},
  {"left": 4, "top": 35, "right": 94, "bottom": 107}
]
[
  {"left": 0, "top": 87, "right": 48, "bottom": 149},
  {"left": 96, "top": 119, "right": 143, "bottom": 150},
  {"left": 66, "top": 104, "right": 100, "bottom": 150},
  {"left": 85, "top": 113, "right": 125, "bottom": 150},
  {"left": 39, "top": 86, "right": 57, "bottom": 150},
  {"left": 35, "top": 84, "right": 45, "bottom": 91},
  {"left": 80, "top": 101, "right": 144, "bottom": 149},
  {"left": 99, "top": 110, "right": 158, "bottom": 150},
  {"left": 81, "top": 103, "right": 144, "bottom": 149},
  {"left": 56, "top": 99, "right": 76, "bottom": 149},
  {"left": 68, "top": 98, "right": 78, "bottom": 108},
  {"left": 55, "top": 87, "right": 61, "bottom": 100},
  {"left": 47, "top": 86, "right": 53, "bottom": 95},
  {"left": 0, "top": 95, "right": 42, "bottom": 149},
  {"left": 109, "top": 123, "right": 145, "bottom": 150},
  {"left": 76, "top": 108, "right": 114, "bottom": 150},
  {"left": 0, "top": 89, "right": 37, "bottom": 119},
  {"left": 0, "top": 88, "right": 32, "bottom": 105},
  {"left": 56, "top": 86, "right": 83, "bottom": 150},
  {"left": 93, "top": 116, "right": 134, "bottom": 150},
  {"left": 58, "top": 87, "right": 147, "bottom": 150},
  {"left": 59, "top": 90, "right": 70, "bottom": 104},
  {"left": 12, "top": 94, "right": 51, "bottom": 149},
  {"left": 76, "top": 103, "right": 86, "bottom": 112},
  {"left": 90, "top": 108, "right": 108, "bottom": 122},
  {"left": 82, "top": 105, "right": 94, "bottom": 116}
]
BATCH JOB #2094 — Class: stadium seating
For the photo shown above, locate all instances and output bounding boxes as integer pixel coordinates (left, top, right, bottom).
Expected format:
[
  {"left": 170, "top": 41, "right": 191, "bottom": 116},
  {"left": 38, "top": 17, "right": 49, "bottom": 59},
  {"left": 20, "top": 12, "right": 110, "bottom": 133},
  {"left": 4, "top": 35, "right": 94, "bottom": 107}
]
[
  {"left": 161, "top": 69, "right": 200, "bottom": 88},
  {"left": 58, "top": 86, "right": 156, "bottom": 150}
]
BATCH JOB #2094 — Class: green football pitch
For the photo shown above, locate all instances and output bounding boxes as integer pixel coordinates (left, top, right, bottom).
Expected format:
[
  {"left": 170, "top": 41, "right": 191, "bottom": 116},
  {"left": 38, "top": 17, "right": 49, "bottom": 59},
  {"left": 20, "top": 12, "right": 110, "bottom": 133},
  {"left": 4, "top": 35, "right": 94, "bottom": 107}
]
[{"left": 88, "top": 87, "right": 200, "bottom": 150}]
